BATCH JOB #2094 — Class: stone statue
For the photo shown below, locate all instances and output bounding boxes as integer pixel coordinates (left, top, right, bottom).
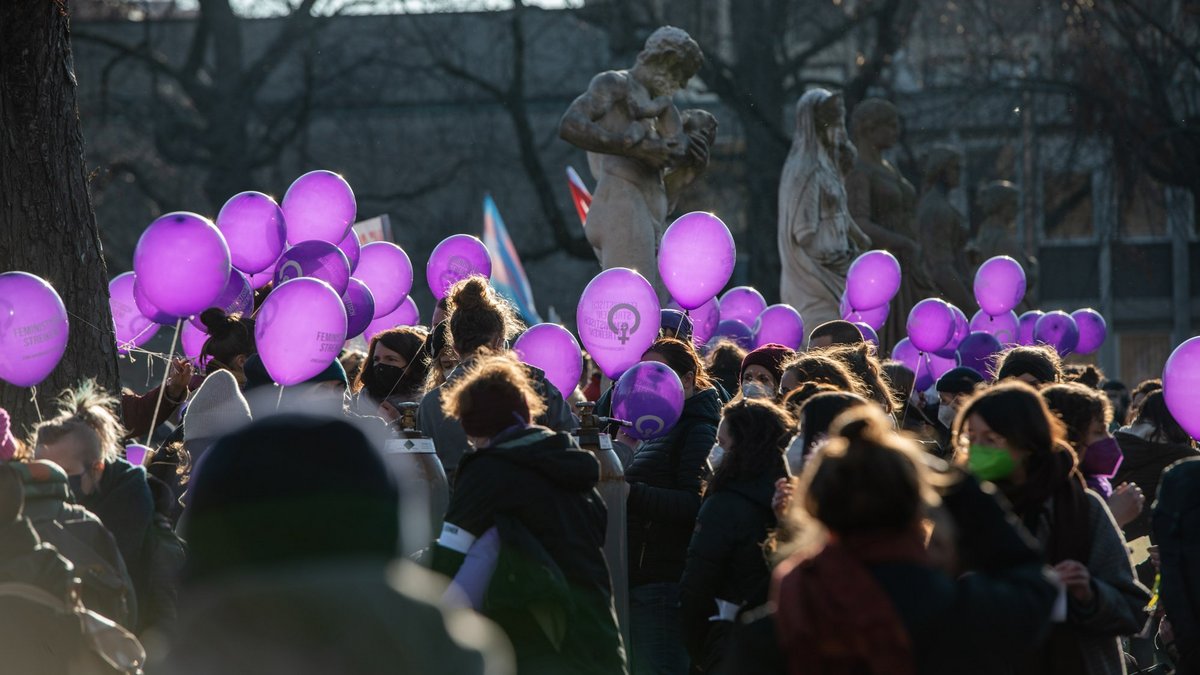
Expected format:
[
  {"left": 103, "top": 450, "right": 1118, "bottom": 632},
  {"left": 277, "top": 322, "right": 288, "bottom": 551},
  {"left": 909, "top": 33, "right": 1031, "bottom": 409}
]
[
  {"left": 969, "top": 180, "right": 1039, "bottom": 309},
  {"left": 845, "top": 98, "right": 936, "bottom": 349},
  {"left": 778, "top": 89, "right": 871, "bottom": 331},
  {"left": 916, "top": 145, "right": 975, "bottom": 311},
  {"left": 559, "top": 27, "right": 715, "bottom": 297}
]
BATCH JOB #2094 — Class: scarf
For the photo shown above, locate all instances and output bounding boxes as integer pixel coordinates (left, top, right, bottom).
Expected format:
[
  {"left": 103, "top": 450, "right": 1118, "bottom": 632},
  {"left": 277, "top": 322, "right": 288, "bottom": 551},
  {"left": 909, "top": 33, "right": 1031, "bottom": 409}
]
[{"left": 774, "top": 525, "right": 928, "bottom": 675}]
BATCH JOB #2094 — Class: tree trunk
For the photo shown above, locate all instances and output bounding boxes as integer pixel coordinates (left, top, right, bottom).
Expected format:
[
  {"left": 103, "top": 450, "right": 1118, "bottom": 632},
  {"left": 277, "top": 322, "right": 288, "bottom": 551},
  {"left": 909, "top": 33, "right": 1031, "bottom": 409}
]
[{"left": 0, "top": 0, "right": 119, "bottom": 435}]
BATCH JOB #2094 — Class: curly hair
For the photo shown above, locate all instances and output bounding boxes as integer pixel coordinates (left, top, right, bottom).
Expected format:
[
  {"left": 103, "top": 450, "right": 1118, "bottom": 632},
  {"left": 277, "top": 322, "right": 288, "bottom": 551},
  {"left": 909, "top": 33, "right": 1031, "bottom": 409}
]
[
  {"left": 1041, "top": 382, "right": 1112, "bottom": 452},
  {"left": 446, "top": 276, "right": 523, "bottom": 357},
  {"left": 353, "top": 326, "right": 432, "bottom": 400},
  {"left": 780, "top": 352, "right": 865, "bottom": 397},
  {"left": 822, "top": 343, "right": 897, "bottom": 414},
  {"left": 709, "top": 398, "right": 794, "bottom": 495},
  {"left": 441, "top": 354, "right": 546, "bottom": 439}
]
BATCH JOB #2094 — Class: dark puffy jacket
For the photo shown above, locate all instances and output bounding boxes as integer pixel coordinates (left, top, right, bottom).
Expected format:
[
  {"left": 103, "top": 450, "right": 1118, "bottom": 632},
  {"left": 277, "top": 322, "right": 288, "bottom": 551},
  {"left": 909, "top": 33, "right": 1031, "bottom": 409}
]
[
  {"left": 10, "top": 460, "right": 135, "bottom": 627},
  {"left": 1153, "top": 458, "right": 1200, "bottom": 674},
  {"left": 432, "top": 426, "right": 625, "bottom": 675},
  {"left": 1113, "top": 430, "right": 1198, "bottom": 542},
  {"left": 626, "top": 387, "right": 721, "bottom": 587},
  {"left": 80, "top": 458, "right": 154, "bottom": 626},
  {"left": 679, "top": 469, "right": 782, "bottom": 671},
  {"left": 420, "top": 363, "right": 576, "bottom": 482}
]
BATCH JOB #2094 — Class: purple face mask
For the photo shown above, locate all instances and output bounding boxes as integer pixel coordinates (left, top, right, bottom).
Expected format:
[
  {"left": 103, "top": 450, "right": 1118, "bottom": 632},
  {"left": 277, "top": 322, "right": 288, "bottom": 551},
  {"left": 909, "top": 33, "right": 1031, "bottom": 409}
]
[{"left": 1080, "top": 437, "right": 1124, "bottom": 478}]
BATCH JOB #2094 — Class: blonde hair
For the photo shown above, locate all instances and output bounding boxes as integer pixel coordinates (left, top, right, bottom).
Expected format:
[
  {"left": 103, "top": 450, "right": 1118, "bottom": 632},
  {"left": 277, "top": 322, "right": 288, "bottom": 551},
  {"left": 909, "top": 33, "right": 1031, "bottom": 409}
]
[{"left": 35, "top": 380, "right": 126, "bottom": 465}]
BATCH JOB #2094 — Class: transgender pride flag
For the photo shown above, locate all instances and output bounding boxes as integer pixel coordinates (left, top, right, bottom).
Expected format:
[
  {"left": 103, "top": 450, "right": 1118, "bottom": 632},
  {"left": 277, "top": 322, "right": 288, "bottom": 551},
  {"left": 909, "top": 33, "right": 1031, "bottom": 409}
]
[{"left": 482, "top": 194, "right": 542, "bottom": 325}]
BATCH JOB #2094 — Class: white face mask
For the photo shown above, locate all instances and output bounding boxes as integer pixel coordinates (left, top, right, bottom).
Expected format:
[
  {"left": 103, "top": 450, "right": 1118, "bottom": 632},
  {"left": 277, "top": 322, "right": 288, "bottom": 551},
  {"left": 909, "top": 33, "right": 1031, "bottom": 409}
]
[
  {"left": 937, "top": 404, "right": 957, "bottom": 429},
  {"left": 741, "top": 382, "right": 772, "bottom": 400}
]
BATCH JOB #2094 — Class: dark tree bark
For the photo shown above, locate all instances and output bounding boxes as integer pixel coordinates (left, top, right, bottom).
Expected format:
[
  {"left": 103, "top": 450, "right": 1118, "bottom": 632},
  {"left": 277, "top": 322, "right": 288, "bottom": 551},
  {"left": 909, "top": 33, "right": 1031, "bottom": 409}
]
[{"left": 0, "top": 0, "right": 119, "bottom": 434}]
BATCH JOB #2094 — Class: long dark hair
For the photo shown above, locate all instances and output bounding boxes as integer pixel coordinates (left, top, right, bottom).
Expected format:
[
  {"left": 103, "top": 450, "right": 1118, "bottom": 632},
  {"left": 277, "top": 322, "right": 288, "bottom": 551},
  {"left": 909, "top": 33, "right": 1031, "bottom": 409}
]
[
  {"left": 1133, "top": 390, "right": 1192, "bottom": 445},
  {"left": 954, "top": 381, "right": 1073, "bottom": 465},
  {"left": 709, "top": 398, "right": 793, "bottom": 494},
  {"left": 646, "top": 337, "right": 714, "bottom": 392},
  {"left": 797, "top": 392, "right": 869, "bottom": 460},
  {"left": 353, "top": 327, "right": 431, "bottom": 400}
]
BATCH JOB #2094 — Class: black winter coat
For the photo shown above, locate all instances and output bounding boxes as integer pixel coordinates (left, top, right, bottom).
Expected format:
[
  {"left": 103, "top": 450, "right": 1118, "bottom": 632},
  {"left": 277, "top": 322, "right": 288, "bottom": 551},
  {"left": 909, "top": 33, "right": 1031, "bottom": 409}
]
[
  {"left": 626, "top": 387, "right": 722, "bottom": 587},
  {"left": 1112, "top": 430, "right": 1198, "bottom": 542},
  {"left": 679, "top": 470, "right": 783, "bottom": 671},
  {"left": 80, "top": 459, "right": 154, "bottom": 619},
  {"left": 432, "top": 426, "right": 626, "bottom": 675}
]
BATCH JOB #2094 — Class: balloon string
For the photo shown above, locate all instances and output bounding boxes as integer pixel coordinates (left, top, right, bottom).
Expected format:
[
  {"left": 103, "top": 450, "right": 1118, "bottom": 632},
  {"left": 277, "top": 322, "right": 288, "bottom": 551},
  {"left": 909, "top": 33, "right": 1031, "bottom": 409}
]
[
  {"left": 30, "top": 386, "right": 43, "bottom": 424},
  {"left": 276, "top": 385, "right": 285, "bottom": 411},
  {"left": 145, "top": 319, "right": 182, "bottom": 447}
]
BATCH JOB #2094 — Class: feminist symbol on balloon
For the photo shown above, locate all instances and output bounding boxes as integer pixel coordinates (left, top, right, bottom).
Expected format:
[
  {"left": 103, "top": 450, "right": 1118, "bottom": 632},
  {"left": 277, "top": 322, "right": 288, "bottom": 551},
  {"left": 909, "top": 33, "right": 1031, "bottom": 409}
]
[
  {"left": 277, "top": 260, "right": 304, "bottom": 284},
  {"left": 607, "top": 303, "right": 641, "bottom": 345},
  {"left": 635, "top": 415, "right": 666, "bottom": 438},
  {"left": 440, "top": 255, "right": 473, "bottom": 291}
]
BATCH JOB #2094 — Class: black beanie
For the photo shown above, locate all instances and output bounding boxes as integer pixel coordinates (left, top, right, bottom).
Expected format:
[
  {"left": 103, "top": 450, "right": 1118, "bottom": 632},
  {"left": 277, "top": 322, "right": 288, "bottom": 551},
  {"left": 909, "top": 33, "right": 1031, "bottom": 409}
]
[
  {"left": 183, "top": 414, "right": 400, "bottom": 582},
  {"left": 936, "top": 366, "right": 984, "bottom": 395}
]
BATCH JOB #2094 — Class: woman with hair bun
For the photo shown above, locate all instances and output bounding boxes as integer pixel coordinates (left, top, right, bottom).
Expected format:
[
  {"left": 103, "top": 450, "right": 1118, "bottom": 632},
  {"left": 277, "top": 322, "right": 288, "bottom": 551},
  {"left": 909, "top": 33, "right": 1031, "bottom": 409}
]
[
  {"left": 774, "top": 403, "right": 1060, "bottom": 675},
  {"left": 432, "top": 354, "right": 625, "bottom": 675},
  {"left": 418, "top": 276, "right": 574, "bottom": 485},
  {"left": 199, "top": 308, "right": 257, "bottom": 387}
]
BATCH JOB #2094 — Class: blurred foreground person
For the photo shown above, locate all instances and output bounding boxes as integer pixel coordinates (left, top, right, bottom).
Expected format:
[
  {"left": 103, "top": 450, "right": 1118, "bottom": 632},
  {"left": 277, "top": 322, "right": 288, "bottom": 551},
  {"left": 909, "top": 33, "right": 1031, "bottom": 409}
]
[
  {"left": 157, "top": 414, "right": 513, "bottom": 675},
  {"left": 433, "top": 355, "right": 626, "bottom": 675},
  {"left": 774, "top": 404, "right": 1059, "bottom": 675},
  {"left": 1153, "top": 457, "right": 1200, "bottom": 674}
]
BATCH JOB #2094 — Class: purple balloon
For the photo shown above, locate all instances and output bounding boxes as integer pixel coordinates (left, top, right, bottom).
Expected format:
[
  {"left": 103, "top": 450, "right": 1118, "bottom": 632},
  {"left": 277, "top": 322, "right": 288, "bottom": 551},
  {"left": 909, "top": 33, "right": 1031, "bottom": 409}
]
[
  {"left": 356, "top": 242, "right": 414, "bottom": 318},
  {"left": 180, "top": 321, "right": 210, "bottom": 368},
  {"left": 362, "top": 296, "right": 421, "bottom": 344},
  {"left": 0, "top": 272, "right": 69, "bottom": 387},
  {"left": 753, "top": 304, "right": 805, "bottom": 350},
  {"left": 109, "top": 272, "right": 160, "bottom": 354},
  {"left": 840, "top": 293, "right": 890, "bottom": 330},
  {"left": 669, "top": 297, "right": 720, "bottom": 350},
  {"left": 248, "top": 267, "right": 275, "bottom": 290},
  {"left": 337, "top": 229, "right": 362, "bottom": 273},
  {"left": 846, "top": 250, "right": 902, "bottom": 311},
  {"left": 133, "top": 278, "right": 175, "bottom": 325},
  {"left": 514, "top": 324, "right": 584, "bottom": 400},
  {"left": 133, "top": 212, "right": 232, "bottom": 319},
  {"left": 973, "top": 256, "right": 1027, "bottom": 316},
  {"left": 1163, "top": 336, "right": 1200, "bottom": 440},
  {"left": 123, "top": 444, "right": 152, "bottom": 467},
  {"left": 1071, "top": 308, "right": 1107, "bottom": 355},
  {"left": 935, "top": 305, "right": 970, "bottom": 358},
  {"left": 719, "top": 287, "right": 767, "bottom": 326},
  {"left": 956, "top": 331, "right": 1003, "bottom": 378},
  {"left": 275, "top": 240, "right": 352, "bottom": 295},
  {"left": 254, "top": 278, "right": 348, "bottom": 386},
  {"left": 217, "top": 191, "right": 286, "bottom": 274},
  {"left": 907, "top": 298, "right": 956, "bottom": 352},
  {"left": 427, "top": 235, "right": 492, "bottom": 300},
  {"left": 712, "top": 319, "right": 755, "bottom": 350},
  {"left": 891, "top": 338, "right": 953, "bottom": 391},
  {"left": 854, "top": 322, "right": 879, "bottom": 348},
  {"left": 281, "top": 170, "right": 356, "bottom": 246},
  {"left": 576, "top": 268, "right": 661, "bottom": 379},
  {"left": 1034, "top": 311, "right": 1080, "bottom": 357},
  {"left": 1018, "top": 310, "right": 1044, "bottom": 346},
  {"left": 970, "top": 309, "right": 1020, "bottom": 346},
  {"left": 658, "top": 212, "right": 736, "bottom": 310},
  {"left": 190, "top": 269, "right": 254, "bottom": 330},
  {"left": 612, "top": 361, "right": 685, "bottom": 441},
  {"left": 341, "top": 277, "right": 377, "bottom": 341}
]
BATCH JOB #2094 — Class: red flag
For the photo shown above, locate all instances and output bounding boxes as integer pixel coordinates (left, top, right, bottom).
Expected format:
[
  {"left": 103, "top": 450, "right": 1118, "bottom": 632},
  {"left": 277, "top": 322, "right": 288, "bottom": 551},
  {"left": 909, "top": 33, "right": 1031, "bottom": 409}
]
[{"left": 566, "top": 166, "right": 592, "bottom": 228}]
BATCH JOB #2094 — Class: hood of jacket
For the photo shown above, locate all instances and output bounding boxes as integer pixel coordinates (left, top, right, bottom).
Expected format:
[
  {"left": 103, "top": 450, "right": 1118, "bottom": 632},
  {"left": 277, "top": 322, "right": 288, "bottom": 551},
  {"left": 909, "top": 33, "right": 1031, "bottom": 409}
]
[
  {"left": 1115, "top": 430, "right": 1196, "bottom": 473},
  {"left": 714, "top": 469, "right": 784, "bottom": 513},
  {"left": 484, "top": 426, "right": 599, "bottom": 493}
]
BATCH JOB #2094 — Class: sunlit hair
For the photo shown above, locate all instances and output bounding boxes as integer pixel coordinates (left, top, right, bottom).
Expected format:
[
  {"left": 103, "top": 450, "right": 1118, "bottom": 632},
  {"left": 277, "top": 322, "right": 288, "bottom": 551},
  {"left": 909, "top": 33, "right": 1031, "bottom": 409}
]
[
  {"left": 645, "top": 337, "right": 714, "bottom": 391},
  {"left": 441, "top": 353, "right": 546, "bottom": 439},
  {"left": 780, "top": 352, "right": 865, "bottom": 397},
  {"left": 952, "top": 380, "right": 1074, "bottom": 464},
  {"left": 446, "top": 276, "right": 523, "bottom": 356},
  {"left": 710, "top": 398, "right": 793, "bottom": 495},
  {"left": 35, "top": 380, "right": 126, "bottom": 465},
  {"left": 994, "top": 345, "right": 1063, "bottom": 386},
  {"left": 1042, "top": 382, "right": 1113, "bottom": 452},
  {"left": 822, "top": 343, "right": 897, "bottom": 414},
  {"left": 353, "top": 326, "right": 431, "bottom": 398}
]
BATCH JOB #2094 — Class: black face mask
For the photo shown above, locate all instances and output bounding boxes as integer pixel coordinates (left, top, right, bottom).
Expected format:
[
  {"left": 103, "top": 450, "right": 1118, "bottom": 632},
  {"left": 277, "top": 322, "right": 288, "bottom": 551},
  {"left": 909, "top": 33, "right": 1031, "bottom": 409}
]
[{"left": 369, "top": 363, "right": 406, "bottom": 400}]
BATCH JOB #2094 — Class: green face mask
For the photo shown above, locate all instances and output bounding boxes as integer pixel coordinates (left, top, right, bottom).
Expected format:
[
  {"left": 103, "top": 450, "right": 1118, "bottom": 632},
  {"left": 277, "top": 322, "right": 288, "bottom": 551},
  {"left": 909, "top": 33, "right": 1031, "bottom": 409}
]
[{"left": 968, "top": 444, "right": 1017, "bottom": 481}]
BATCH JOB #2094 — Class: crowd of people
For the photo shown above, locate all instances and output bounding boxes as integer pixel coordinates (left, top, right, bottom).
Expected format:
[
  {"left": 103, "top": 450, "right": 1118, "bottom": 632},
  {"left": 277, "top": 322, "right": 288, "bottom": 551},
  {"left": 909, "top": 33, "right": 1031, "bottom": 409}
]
[{"left": 1, "top": 273, "right": 1197, "bottom": 675}]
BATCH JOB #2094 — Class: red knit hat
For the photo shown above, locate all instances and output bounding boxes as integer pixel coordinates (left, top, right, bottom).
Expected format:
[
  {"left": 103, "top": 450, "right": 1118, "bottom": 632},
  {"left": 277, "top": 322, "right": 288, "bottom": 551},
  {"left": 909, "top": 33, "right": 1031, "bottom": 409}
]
[{"left": 740, "top": 344, "right": 794, "bottom": 383}]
